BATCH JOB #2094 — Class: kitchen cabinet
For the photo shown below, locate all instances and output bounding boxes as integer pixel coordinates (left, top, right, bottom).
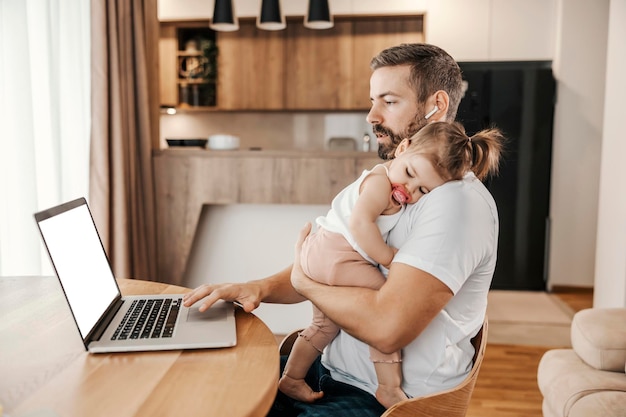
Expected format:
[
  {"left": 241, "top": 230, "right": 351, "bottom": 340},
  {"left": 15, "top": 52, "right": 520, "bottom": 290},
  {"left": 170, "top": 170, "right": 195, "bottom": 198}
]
[
  {"left": 350, "top": 17, "right": 424, "bottom": 109},
  {"left": 216, "top": 21, "right": 285, "bottom": 109},
  {"left": 159, "top": 22, "right": 218, "bottom": 108},
  {"left": 159, "top": 16, "right": 424, "bottom": 110},
  {"left": 284, "top": 17, "right": 424, "bottom": 110},
  {"left": 284, "top": 21, "right": 354, "bottom": 110},
  {"left": 153, "top": 149, "right": 380, "bottom": 284},
  {"left": 159, "top": 25, "right": 178, "bottom": 106}
]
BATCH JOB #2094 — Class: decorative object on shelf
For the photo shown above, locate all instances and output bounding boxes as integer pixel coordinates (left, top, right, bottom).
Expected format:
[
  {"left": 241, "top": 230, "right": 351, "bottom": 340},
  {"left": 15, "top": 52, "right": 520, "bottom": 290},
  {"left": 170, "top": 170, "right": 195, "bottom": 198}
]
[
  {"left": 179, "top": 40, "right": 210, "bottom": 80},
  {"left": 362, "top": 132, "right": 371, "bottom": 152},
  {"left": 327, "top": 136, "right": 356, "bottom": 151},
  {"left": 177, "top": 29, "right": 218, "bottom": 107},
  {"left": 257, "top": 0, "right": 286, "bottom": 31},
  {"left": 207, "top": 134, "right": 240, "bottom": 150},
  {"left": 210, "top": 0, "right": 239, "bottom": 32},
  {"left": 166, "top": 139, "right": 208, "bottom": 148},
  {"left": 160, "top": 106, "right": 177, "bottom": 115},
  {"left": 304, "top": 0, "right": 333, "bottom": 29}
]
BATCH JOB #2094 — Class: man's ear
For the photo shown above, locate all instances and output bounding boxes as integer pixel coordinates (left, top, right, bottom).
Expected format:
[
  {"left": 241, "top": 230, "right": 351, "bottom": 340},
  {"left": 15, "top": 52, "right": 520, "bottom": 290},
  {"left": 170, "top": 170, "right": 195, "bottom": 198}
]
[
  {"left": 427, "top": 90, "right": 450, "bottom": 122},
  {"left": 394, "top": 138, "right": 411, "bottom": 157}
]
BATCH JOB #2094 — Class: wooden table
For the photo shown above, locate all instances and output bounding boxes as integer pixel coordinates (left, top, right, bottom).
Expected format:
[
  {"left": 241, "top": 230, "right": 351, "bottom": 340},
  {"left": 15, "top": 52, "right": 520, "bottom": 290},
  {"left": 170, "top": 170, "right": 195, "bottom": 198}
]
[{"left": 0, "top": 276, "right": 279, "bottom": 417}]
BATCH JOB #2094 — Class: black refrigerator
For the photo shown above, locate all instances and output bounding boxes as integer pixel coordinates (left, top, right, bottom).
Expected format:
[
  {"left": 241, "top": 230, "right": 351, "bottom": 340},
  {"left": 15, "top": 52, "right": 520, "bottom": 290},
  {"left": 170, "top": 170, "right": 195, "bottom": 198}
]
[{"left": 457, "top": 61, "right": 556, "bottom": 291}]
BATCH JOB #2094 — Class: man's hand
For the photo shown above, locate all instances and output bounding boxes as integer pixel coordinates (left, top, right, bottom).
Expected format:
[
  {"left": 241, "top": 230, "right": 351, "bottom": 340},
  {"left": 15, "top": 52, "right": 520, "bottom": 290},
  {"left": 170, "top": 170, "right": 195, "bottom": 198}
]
[
  {"left": 183, "top": 281, "right": 263, "bottom": 313},
  {"left": 290, "top": 222, "right": 314, "bottom": 294}
]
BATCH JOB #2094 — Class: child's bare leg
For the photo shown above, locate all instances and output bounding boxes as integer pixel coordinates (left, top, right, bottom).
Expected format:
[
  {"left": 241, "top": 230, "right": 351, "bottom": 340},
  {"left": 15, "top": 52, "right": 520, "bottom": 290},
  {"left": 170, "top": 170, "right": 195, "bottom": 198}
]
[
  {"left": 279, "top": 336, "right": 325, "bottom": 402},
  {"left": 373, "top": 361, "right": 408, "bottom": 409}
]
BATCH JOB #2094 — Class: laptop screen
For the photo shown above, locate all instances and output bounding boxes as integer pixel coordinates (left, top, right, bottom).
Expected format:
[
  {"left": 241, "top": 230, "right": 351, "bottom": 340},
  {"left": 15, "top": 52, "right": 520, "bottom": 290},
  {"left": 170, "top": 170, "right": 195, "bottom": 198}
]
[{"left": 36, "top": 199, "right": 120, "bottom": 340}]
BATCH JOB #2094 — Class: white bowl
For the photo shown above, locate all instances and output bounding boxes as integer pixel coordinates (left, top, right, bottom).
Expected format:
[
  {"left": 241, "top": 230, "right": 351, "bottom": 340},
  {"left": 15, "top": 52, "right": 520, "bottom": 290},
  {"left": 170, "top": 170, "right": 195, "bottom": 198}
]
[{"left": 207, "top": 134, "right": 240, "bottom": 150}]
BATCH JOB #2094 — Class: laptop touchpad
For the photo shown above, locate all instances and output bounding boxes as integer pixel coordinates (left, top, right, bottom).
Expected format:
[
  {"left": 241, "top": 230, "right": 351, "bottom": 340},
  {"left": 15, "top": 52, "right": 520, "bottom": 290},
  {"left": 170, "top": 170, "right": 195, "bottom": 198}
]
[{"left": 186, "top": 306, "right": 228, "bottom": 322}]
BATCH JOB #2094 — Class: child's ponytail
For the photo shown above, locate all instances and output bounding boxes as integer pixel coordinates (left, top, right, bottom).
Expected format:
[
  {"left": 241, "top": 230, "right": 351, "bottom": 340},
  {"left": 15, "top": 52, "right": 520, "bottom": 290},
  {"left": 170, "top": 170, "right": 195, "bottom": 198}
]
[
  {"left": 468, "top": 127, "right": 505, "bottom": 181},
  {"left": 406, "top": 121, "right": 506, "bottom": 181}
]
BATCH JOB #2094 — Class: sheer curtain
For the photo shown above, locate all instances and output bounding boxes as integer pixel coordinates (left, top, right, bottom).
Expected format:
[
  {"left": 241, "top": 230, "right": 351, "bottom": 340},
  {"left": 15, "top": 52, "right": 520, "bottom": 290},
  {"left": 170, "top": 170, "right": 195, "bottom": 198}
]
[{"left": 0, "top": 1, "right": 91, "bottom": 275}]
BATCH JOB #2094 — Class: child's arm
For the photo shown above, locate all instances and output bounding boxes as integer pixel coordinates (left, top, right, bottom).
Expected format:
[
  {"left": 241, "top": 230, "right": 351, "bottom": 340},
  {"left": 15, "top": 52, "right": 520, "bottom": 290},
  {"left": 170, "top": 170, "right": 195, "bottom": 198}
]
[{"left": 349, "top": 170, "right": 397, "bottom": 268}]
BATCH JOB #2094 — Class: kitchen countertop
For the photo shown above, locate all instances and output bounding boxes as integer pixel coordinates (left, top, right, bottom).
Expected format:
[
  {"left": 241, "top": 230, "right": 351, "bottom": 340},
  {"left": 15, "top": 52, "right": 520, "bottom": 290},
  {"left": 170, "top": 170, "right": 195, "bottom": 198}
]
[{"left": 153, "top": 148, "right": 381, "bottom": 159}]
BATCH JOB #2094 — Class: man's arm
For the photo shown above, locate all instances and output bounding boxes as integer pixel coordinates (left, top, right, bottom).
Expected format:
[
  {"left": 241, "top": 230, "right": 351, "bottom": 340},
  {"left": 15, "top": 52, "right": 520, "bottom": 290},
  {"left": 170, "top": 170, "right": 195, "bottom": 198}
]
[
  {"left": 290, "top": 223, "right": 453, "bottom": 354},
  {"left": 183, "top": 264, "right": 307, "bottom": 313}
]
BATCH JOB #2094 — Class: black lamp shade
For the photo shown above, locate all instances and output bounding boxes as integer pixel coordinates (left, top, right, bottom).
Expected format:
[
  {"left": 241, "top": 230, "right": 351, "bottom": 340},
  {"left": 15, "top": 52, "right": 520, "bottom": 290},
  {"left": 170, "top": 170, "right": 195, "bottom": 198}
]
[
  {"left": 257, "top": 0, "right": 286, "bottom": 30},
  {"left": 305, "top": 0, "right": 333, "bottom": 29},
  {"left": 210, "top": 0, "right": 239, "bottom": 32}
]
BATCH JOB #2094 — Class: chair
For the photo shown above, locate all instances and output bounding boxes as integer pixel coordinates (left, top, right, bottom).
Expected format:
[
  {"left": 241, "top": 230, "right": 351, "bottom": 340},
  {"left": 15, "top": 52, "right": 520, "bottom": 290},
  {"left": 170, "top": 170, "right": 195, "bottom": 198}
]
[{"left": 278, "top": 318, "right": 488, "bottom": 417}]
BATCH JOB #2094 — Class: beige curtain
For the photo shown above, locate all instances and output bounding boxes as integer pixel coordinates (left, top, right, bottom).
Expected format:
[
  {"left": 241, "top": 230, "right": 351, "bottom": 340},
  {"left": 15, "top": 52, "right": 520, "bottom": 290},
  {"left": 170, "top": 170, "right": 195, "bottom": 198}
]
[{"left": 89, "top": 0, "right": 160, "bottom": 281}]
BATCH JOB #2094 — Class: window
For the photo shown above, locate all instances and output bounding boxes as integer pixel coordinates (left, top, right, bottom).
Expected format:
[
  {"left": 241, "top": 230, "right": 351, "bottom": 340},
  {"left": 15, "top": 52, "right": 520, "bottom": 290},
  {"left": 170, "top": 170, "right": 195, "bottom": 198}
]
[{"left": 0, "top": 0, "right": 90, "bottom": 275}]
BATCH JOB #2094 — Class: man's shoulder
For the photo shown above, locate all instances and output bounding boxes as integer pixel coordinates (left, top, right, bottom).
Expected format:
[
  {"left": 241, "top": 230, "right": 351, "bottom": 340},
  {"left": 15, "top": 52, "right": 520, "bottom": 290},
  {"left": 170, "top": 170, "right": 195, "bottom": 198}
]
[
  {"left": 402, "top": 176, "right": 497, "bottom": 224},
  {"left": 434, "top": 175, "right": 495, "bottom": 206}
]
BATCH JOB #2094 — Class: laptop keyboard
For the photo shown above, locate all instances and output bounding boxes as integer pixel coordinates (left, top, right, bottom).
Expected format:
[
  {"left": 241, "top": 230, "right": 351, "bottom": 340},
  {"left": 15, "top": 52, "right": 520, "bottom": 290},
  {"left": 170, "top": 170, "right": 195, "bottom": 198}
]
[{"left": 111, "top": 297, "right": 182, "bottom": 340}]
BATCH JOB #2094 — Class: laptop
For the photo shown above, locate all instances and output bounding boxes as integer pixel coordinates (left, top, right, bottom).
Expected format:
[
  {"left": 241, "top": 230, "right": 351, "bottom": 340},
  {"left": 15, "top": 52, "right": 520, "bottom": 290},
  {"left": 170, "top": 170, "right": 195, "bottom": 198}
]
[{"left": 34, "top": 197, "right": 237, "bottom": 353}]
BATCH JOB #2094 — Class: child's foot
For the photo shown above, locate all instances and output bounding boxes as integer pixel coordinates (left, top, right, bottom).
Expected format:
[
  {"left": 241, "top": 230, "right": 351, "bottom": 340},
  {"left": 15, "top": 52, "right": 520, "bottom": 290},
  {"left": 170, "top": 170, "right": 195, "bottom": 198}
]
[
  {"left": 376, "top": 384, "right": 408, "bottom": 409},
  {"left": 278, "top": 374, "right": 324, "bottom": 403}
]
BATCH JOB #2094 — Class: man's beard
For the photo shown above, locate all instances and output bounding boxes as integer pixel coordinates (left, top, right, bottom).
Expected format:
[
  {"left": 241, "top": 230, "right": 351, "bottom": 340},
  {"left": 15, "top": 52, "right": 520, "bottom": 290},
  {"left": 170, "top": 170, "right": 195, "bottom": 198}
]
[{"left": 374, "top": 116, "right": 428, "bottom": 160}]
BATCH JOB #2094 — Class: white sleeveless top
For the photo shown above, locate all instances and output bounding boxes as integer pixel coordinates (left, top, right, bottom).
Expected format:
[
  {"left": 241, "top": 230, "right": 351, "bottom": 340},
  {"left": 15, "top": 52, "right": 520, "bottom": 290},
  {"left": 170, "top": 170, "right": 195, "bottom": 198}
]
[{"left": 316, "top": 164, "right": 405, "bottom": 264}]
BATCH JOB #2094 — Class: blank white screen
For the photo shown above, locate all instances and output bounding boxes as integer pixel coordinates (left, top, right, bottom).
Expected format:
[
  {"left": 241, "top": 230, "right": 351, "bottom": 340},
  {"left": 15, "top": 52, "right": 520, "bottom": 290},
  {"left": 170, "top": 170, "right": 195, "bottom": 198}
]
[{"left": 38, "top": 204, "right": 119, "bottom": 339}]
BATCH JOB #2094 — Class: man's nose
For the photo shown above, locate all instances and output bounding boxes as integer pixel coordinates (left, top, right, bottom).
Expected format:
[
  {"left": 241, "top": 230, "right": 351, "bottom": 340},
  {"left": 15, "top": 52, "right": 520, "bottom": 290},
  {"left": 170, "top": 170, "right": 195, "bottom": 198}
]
[{"left": 366, "top": 104, "right": 381, "bottom": 125}]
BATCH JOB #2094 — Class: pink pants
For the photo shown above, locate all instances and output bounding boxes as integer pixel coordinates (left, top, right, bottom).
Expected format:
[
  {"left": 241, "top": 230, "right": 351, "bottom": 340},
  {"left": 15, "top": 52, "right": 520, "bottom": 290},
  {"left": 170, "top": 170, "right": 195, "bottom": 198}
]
[{"left": 299, "top": 227, "right": 401, "bottom": 363}]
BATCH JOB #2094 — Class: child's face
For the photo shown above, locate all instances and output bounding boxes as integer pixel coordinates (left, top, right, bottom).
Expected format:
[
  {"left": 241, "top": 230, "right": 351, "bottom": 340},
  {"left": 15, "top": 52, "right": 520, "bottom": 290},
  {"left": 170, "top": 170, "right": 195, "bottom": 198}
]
[{"left": 387, "top": 152, "right": 446, "bottom": 205}]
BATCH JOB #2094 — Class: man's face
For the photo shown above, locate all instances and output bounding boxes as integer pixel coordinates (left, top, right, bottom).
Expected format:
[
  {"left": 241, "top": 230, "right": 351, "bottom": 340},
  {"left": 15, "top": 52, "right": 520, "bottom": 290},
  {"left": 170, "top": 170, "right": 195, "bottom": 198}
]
[{"left": 366, "top": 66, "right": 426, "bottom": 160}]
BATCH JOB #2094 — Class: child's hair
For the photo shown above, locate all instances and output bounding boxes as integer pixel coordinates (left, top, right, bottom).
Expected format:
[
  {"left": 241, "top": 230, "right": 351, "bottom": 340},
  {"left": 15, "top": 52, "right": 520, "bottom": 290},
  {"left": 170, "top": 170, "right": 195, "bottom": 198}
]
[{"left": 406, "top": 121, "right": 505, "bottom": 181}]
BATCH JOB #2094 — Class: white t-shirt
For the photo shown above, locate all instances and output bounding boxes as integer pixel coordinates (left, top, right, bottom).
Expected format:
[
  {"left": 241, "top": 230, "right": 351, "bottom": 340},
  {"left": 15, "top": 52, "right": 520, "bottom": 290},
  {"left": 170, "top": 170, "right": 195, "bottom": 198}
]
[{"left": 321, "top": 172, "right": 499, "bottom": 398}]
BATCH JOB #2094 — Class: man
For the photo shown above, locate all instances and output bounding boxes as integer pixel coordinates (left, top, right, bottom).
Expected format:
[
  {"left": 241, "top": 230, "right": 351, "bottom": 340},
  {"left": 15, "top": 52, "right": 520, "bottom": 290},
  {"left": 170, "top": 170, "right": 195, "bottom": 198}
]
[{"left": 183, "top": 43, "right": 499, "bottom": 416}]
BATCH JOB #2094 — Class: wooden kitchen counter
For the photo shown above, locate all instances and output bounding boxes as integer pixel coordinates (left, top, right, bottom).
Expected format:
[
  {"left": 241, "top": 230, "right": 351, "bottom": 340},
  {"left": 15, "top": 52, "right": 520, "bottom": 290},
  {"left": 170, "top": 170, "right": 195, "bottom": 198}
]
[
  {"left": 153, "top": 149, "right": 381, "bottom": 285},
  {"left": 154, "top": 148, "right": 381, "bottom": 158}
]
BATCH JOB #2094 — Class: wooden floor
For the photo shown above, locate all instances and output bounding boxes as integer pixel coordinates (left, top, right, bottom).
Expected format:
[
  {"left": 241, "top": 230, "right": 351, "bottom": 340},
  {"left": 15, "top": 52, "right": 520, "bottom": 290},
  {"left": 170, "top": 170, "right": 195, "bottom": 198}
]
[{"left": 466, "top": 289, "right": 594, "bottom": 417}]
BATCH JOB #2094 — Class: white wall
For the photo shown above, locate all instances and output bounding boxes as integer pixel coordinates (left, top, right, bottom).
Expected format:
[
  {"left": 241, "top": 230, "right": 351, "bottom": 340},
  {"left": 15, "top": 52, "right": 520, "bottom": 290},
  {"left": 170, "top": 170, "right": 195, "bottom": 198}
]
[
  {"left": 547, "top": 0, "right": 609, "bottom": 289},
  {"left": 593, "top": 0, "right": 626, "bottom": 307},
  {"left": 183, "top": 204, "right": 331, "bottom": 333},
  {"left": 425, "top": 0, "right": 556, "bottom": 61}
]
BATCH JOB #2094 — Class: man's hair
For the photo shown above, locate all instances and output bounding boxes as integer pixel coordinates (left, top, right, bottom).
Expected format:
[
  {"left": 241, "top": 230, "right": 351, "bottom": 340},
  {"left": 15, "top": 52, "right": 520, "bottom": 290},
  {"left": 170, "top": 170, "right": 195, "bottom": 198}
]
[{"left": 370, "top": 43, "right": 464, "bottom": 121}]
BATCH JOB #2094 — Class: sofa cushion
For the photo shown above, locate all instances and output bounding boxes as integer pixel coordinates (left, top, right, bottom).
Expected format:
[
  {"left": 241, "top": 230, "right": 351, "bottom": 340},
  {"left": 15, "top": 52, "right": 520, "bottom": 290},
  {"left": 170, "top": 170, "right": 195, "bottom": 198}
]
[
  {"left": 569, "top": 391, "right": 626, "bottom": 417},
  {"left": 538, "top": 349, "right": 626, "bottom": 417},
  {"left": 571, "top": 308, "right": 626, "bottom": 372}
]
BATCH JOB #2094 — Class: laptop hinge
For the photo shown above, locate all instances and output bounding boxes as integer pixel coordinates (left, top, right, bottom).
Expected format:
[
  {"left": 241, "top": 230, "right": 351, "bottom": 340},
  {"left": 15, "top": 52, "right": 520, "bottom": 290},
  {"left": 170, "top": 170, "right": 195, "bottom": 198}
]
[{"left": 87, "top": 298, "right": 125, "bottom": 343}]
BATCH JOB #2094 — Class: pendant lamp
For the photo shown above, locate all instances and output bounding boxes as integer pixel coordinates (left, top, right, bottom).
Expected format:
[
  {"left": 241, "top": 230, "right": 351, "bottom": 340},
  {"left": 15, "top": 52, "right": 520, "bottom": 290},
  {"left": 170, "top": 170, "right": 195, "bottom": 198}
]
[
  {"left": 304, "top": 0, "right": 333, "bottom": 29},
  {"left": 257, "top": 0, "right": 286, "bottom": 31},
  {"left": 210, "top": 0, "right": 239, "bottom": 32}
]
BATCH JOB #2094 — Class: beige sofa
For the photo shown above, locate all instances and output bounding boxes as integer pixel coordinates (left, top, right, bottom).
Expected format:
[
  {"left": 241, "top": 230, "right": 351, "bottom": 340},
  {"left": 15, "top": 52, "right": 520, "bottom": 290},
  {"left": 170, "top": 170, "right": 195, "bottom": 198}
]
[{"left": 537, "top": 308, "right": 626, "bottom": 417}]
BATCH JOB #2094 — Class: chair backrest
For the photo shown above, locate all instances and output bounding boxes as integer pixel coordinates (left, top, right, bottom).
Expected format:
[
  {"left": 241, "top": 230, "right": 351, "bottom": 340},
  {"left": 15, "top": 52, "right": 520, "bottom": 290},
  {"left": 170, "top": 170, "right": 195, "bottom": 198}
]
[
  {"left": 381, "top": 317, "right": 488, "bottom": 417},
  {"left": 279, "top": 328, "right": 302, "bottom": 356}
]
